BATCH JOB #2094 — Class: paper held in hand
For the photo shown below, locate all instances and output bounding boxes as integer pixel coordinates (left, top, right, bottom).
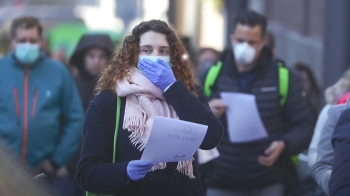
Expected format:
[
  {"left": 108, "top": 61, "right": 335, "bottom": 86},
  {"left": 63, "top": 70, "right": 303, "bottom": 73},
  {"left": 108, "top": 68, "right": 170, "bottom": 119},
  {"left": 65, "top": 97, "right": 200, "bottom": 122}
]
[
  {"left": 221, "top": 92, "right": 268, "bottom": 143},
  {"left": 197, "top": 148, "right": 220, "bottom": 165},
  {"left": 141, "top": 116, "right": 208, "bottom": 163}
]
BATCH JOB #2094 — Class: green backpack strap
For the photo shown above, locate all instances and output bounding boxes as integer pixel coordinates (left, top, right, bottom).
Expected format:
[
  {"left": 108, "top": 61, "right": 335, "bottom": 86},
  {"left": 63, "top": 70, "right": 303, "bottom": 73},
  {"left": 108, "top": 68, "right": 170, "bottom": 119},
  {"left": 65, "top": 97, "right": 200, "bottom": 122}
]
[
  {"left": 205, "top": 61, "right": 290, "bottom": 105},
  {"left": 278, "top": 62, "right": 290, "bottom": 107},
  {"left": 86, "top": 95, "right": 121, "bottom": 196},
  {"left": 204, "top": 61, "right": 223, "bottom": 97},
  {"left": 277, "top": 63, "right": 301, "bottom": 166},
  {"left": 113, "top": 96, "right": 121, "bottom": 163}
]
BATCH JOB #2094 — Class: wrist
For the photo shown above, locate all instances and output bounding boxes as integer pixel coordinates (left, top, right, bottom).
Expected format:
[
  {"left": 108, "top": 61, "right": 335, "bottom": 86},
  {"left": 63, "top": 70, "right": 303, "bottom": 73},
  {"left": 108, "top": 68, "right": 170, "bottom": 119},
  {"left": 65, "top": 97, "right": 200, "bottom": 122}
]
[
  {"left": 163, "top": 81, "right": 176, "bottom": 92},
  {"left": 277, "top": 140, "right": 285, "bottom": 145},
  {"left": 275, "top": 141, "right": 286, "bottom": 158},
  {"left": 126, "top": 171, "right": 131, "bottom": 184}
]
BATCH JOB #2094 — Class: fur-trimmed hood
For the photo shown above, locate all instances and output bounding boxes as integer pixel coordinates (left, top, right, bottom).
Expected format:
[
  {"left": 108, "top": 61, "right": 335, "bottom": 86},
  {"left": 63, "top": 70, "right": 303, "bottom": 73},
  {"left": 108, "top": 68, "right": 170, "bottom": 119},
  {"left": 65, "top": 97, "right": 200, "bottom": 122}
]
[{"left": 325, "top": 68, "right": 350, "bottom": 104}]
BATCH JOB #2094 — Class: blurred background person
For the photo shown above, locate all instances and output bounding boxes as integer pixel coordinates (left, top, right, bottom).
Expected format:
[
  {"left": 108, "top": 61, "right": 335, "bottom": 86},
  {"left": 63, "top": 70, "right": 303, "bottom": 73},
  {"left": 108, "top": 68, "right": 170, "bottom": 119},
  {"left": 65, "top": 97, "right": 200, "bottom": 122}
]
[
  {"left": 264, "top": 30, "right": 277, "bottom": 59},
  {"left": 69, "top": 33, "right": 115, "bottom": 111},
  {"left": 0, "top": 20, "right": 11, "bottom": 57},
  {"left": 197, "top": 47, "right": 221, "bottom": 82},
  {"left": 0, "top": 16, "right": 84, "bottom": 196},
  {"left": 309, "top": 68, "right": 350, "bottom": 169},
  {"left": 44, "top": 33, "right": 114, "bottom": 196},
  {"left": 329, "top": 101, "right": 350, "bottom": 195},
  {"left": 294, "top": 62, "right": 321, "bottom": 118},
  {"left": 289, "top": 63, "right": 321, "bottom": 195},
  {"left": 51, "top": 47, "right": 68, "bottom": 66},
  {"left": 312, "top": 103, "right": 346, "bottom": 195},
  {"left": 58, "top": 34, "right": 114, "bottom": 196},
  {"left": 181, "top": 36, "right": 198, "bottom": 69},
  {"left": 311, "top": 68, "right": 350, "bottom": 195}
]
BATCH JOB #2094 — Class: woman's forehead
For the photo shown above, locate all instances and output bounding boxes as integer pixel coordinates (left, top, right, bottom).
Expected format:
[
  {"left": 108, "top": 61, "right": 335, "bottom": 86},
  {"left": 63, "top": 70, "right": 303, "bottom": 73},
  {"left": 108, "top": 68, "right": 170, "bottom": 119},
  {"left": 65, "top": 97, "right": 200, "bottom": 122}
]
[{"left": 139, "top": 31, "right": 169, "bottom": 47}]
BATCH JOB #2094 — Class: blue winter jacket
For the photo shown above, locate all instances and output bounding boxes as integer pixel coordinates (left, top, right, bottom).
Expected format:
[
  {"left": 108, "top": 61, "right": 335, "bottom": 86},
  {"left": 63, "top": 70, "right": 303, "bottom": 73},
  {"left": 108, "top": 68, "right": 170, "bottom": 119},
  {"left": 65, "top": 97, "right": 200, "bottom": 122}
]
[{"left": 0, "top": 52, "right": 84, "bottom": 168}]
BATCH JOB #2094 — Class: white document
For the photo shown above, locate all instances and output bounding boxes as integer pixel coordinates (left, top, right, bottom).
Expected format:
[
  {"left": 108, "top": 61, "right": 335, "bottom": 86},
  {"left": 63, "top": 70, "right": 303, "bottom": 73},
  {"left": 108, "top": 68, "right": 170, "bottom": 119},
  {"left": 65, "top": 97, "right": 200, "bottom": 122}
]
[
  {"left": 221, "top": 92, "right": 268, "bottom": 143},
  {"left": 141, "top": 116, "right": 208, "bottom": 163}
]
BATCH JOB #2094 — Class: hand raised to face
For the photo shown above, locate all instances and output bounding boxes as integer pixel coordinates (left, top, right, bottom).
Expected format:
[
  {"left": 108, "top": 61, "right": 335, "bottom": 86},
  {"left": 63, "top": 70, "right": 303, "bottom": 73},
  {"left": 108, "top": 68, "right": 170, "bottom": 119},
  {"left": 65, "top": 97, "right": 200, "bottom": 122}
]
[{"left": 138, "top": 58, "right": 176, "bottom": 91}]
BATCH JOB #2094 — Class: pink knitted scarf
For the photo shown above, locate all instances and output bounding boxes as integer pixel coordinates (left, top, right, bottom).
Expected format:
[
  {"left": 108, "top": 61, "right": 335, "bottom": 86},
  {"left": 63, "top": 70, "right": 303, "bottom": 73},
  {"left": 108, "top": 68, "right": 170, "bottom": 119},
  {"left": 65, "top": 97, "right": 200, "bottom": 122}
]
[{"left": 116, "top": 68, "right": 195, "bottom": 178}]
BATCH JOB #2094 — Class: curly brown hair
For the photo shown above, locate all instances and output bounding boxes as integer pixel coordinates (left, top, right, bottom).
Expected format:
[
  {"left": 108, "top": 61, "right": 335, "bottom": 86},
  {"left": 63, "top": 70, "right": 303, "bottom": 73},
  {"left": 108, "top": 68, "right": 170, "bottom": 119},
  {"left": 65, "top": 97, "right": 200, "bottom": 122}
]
[{"left": 95, "top": 20, "right": 198, "bottom": 96}]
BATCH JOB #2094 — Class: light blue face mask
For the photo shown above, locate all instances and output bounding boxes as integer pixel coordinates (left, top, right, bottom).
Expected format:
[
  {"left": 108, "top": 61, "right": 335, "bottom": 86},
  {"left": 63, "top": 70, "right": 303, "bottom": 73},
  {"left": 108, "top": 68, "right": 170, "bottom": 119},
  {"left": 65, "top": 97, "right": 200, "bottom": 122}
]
[
  {"left": 139, "top": 55, "right": 172, "bottom": 67},
  {"left": 15, "top": 43, "right": 40, "bottom": 65}
]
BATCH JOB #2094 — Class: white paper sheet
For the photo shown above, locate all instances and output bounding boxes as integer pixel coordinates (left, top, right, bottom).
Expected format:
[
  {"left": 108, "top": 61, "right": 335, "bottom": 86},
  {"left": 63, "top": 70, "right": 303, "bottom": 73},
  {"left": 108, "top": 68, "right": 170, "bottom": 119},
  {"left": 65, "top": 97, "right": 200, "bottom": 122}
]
[
  {"left": 141, "top": 116, "right": 208, "bottom": 163},
  {"left": 197, "top": 148, "right": 220, "bottom": 165},
  {"left": 221, "top": 92, "right": 268, "bottom": 143}
]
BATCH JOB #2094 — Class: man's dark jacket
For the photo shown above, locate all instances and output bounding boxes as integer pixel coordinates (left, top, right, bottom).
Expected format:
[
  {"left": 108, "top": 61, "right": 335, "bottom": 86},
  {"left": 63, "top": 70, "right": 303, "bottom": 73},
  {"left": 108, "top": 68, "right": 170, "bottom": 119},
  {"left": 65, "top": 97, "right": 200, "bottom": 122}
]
[{"left": 203, "top": 47, "right": 315, "bottom": 190}]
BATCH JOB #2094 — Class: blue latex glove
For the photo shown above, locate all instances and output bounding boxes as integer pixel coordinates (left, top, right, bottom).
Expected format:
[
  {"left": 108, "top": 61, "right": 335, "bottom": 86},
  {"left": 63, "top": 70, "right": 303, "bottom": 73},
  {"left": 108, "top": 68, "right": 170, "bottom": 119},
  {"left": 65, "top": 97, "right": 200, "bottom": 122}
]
[
  {"left": 127, "top": 160, "right": 154, "bottom": 181},
  {"left": 138, "top": 58, "right": 176, "bottom": 91}
]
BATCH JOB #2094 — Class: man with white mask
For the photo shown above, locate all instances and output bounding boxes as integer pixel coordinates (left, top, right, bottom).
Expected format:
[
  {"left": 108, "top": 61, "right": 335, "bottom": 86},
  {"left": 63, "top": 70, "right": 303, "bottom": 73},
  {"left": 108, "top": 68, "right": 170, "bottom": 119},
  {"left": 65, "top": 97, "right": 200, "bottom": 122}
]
[
  {"left": 202, "top": 10, "right": 315, "bottom": 196},
  {"left": 0, "top": 16, "right": 84, "bottom": 195}
]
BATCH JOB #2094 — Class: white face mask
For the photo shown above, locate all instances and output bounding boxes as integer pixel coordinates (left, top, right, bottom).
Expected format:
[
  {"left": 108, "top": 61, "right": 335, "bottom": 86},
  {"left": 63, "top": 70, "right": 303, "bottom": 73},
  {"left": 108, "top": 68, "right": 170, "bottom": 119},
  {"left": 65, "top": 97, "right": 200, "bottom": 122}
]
[
  {"left": 233, "top": 42, "right": 256, "bottom": 65},
  {"left": 139, "top": 55, "right": 171, "bottom": 66}
]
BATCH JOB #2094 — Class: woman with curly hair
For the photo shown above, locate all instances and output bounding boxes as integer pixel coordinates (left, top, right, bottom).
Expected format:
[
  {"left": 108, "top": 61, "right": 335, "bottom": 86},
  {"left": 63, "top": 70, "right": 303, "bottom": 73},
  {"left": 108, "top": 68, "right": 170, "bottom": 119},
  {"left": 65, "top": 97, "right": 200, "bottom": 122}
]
[{"left": 76, "top": 20, "right": 224, "bottom": 196}]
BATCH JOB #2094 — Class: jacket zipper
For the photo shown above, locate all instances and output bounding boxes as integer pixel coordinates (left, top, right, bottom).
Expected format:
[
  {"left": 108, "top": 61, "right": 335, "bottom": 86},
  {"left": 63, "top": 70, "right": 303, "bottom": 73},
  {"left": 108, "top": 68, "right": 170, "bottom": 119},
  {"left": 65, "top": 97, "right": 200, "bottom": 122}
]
[
  {"left": 14, "top": 87, "right": 21, "bottom": 118},
  {"left": 32, "top": 89, "right": 38, "bottom": 118},
  {"left": 22, "top": 70, "right": 29, "bottom": 164}
]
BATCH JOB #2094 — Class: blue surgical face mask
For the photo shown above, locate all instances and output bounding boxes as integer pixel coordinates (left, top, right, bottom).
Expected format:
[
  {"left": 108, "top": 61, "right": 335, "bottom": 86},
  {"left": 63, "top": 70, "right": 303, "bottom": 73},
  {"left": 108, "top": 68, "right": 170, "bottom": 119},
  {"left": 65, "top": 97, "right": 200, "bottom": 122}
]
[
  {"left": 139, "top": 55, "right": 172, "bottom": 66},
  {"left": 15, "top": 43, "right": 40, "bottom": 65}
]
